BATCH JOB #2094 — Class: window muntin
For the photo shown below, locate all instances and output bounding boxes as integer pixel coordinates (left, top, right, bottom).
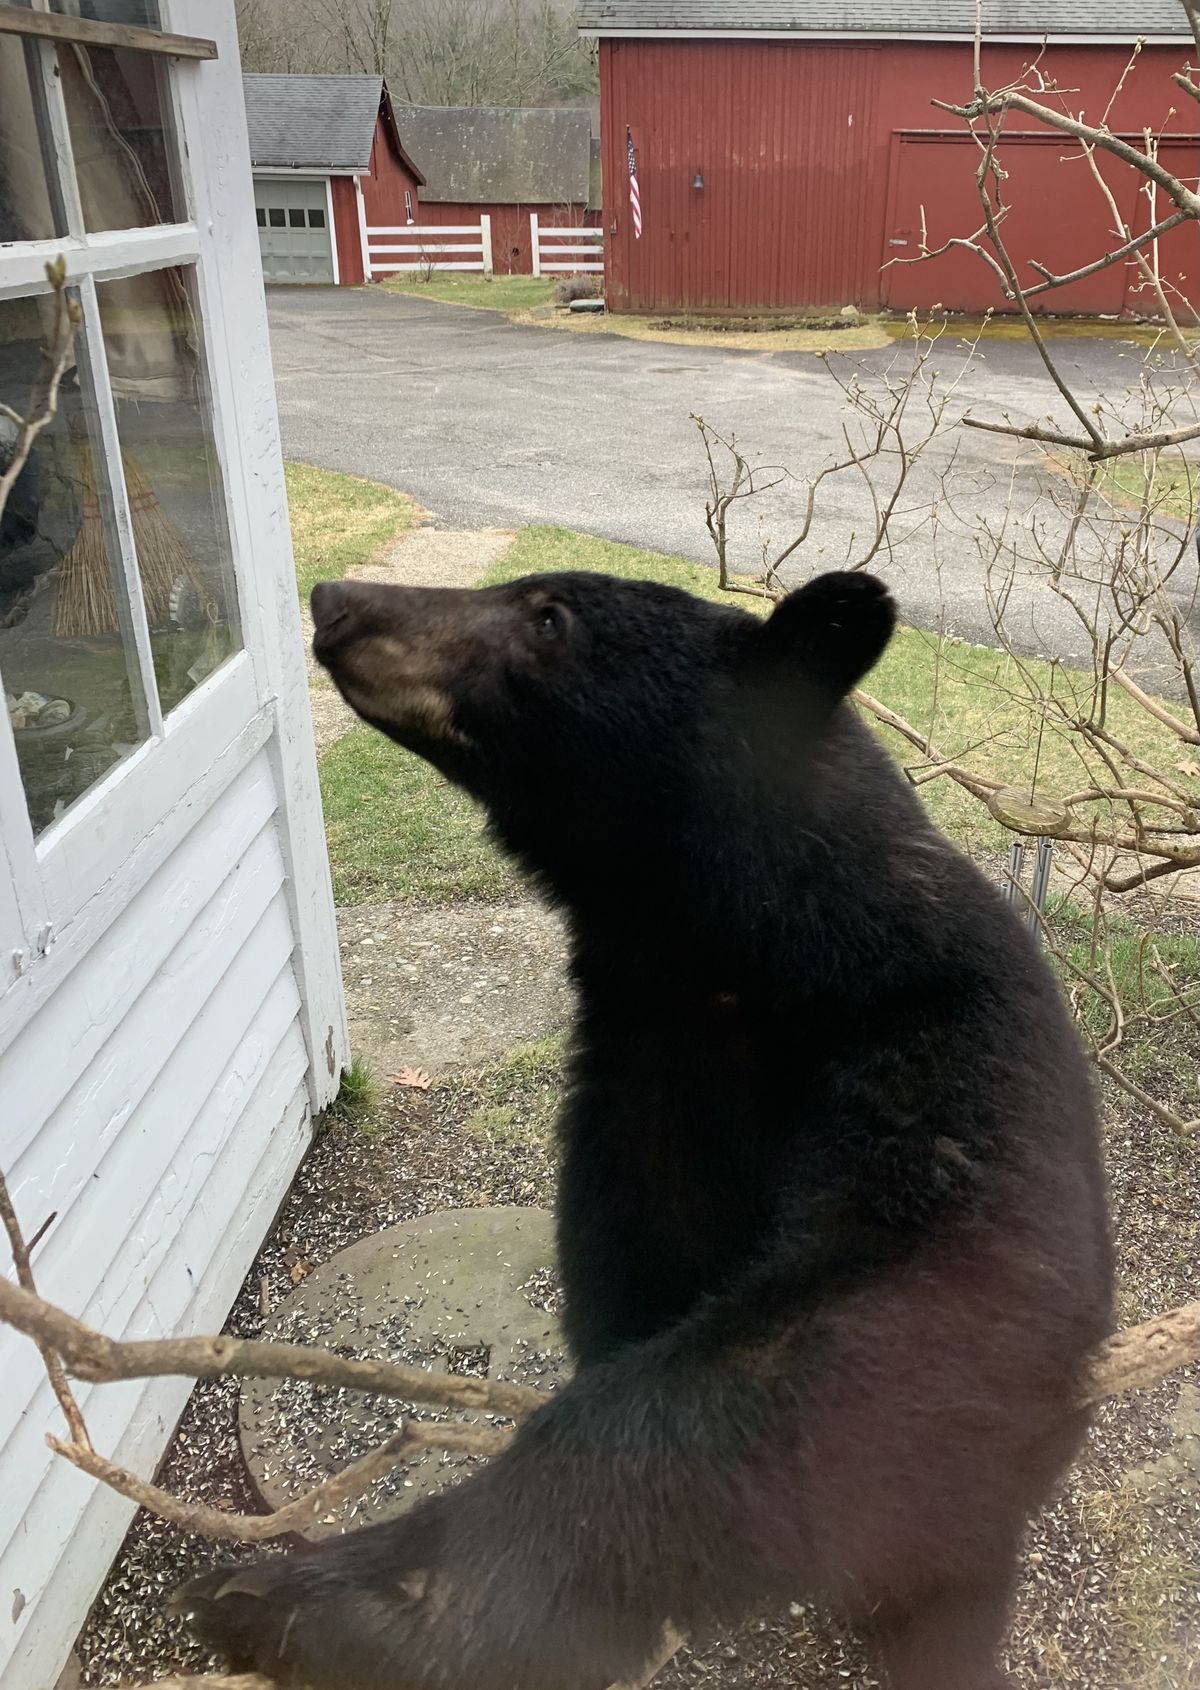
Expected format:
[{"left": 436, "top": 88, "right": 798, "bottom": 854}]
[
  {"left": 96, "top": 266, "right": 239, "bottom": 712},
  {"left": 0, "top": 13, "right": 243, "bottom": 847},
  {"left": 0, "top": 292, "right": 151, "bottom": 834}
]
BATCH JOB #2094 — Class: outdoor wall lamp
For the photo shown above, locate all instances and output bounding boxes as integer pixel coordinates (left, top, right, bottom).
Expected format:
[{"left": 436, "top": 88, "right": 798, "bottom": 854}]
[{"left": 692, "top": 170, "right": 704, "bottom": 189}]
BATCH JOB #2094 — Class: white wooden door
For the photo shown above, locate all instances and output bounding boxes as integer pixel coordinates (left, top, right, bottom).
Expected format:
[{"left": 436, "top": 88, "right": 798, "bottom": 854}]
[{"left": 0, "top": 9, "right": 347, "bottom": 1688}]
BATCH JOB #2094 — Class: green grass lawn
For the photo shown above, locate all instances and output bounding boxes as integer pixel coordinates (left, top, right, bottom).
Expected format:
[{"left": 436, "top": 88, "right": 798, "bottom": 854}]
[
  {"left": 286, "top": 461, "right": 416, "bottom": 601},
  {"left": 484, "top": 526, "right": 1193, "bottom": 860},
  {"left": 289, "top": 467, "right": 1196, "bottom": 906},
  {"left": 380, "top": 275, "right": 556, "bottom": 313}
]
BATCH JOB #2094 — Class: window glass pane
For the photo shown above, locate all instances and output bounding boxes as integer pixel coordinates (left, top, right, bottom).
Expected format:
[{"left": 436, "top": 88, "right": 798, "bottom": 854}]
[
  {"left": 1, "top": 293, "right": 151, "bottom": 835},
  {"left": 58, "top": 36, "right": 183, "bottom": 231},
  {"left": 0, "top": 35, "right": 60, "bottom": 242},
  {"left": 308, "top": 208, "right": 326, "bottom": 229},
  {"left": 268, "top": 207, "right": 285, "bottom": 227},
  {"left": 256, "top": 206, "right": 266, "bottom": 227},
  {"left": 50, "top": 1, "right": 162, "bottom": 22},
  {"left": 96, "top": 267, "right": 240, "bottom": 713},
  {"left": 288, "top": 208, "right": 304, "bottom": 228}
]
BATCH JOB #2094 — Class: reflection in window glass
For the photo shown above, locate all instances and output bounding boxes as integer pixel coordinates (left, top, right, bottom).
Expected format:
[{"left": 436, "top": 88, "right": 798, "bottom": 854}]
[
  {"left": 268, "top": 207, "right": 285, "bottom": 227},
  {"left": 0, "top": 36, "right": 60, "bottom": 242},
  {"left": 50, "top": 1, "right": 161, "bottom": 22},
  {"left": 58, "top": 37, "right": 183, "bottom": 231},
  {"left": 0, "top": 295, "right": 151, "bottom": 835},
  {"left": 96, "top": 268, "right": 240, "bottom": 713}
]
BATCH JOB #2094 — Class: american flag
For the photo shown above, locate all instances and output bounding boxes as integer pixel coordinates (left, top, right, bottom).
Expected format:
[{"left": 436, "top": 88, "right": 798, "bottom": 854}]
[{"left": 626, "top": 127, "right": 642, "bottom": 239}]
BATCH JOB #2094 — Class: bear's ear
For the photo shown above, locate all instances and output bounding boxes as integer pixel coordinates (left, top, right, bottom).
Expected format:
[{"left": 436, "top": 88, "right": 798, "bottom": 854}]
[{"left": 754, "top": 572, "right": 895, "bottom": 700}]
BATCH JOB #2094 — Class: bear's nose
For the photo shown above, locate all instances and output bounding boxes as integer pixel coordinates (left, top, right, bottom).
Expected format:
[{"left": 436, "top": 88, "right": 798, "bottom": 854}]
[{"left": 311, "top": 580, "right": 352, "bottom": 632}]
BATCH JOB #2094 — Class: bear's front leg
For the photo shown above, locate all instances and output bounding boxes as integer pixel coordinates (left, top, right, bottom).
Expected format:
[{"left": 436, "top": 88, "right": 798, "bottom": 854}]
[{"left": 179, "top": 1344, "right": 708, "bottom": 1690}]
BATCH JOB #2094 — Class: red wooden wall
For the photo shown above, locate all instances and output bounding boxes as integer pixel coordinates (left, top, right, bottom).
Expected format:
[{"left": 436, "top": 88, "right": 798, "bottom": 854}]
[
  {"left": 599, "top": 37, "right": 1200, "bottom": 316},
  {"left": 416, "top": 200, "right": 600, "bottom": 275},
  {"left": 330, "top": 176, "right": 363, "bottom": 284},
  {"left": 333, "top": 118, "right": 424, "bottom": 285}
]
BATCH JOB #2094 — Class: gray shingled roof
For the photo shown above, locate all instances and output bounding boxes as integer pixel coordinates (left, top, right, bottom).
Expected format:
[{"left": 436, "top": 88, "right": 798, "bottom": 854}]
[
  {"left": 576, "top": 0, "right": 1189, "bottom": 34},
  {"left": 243, "top": 74, "right": 383, "bottom": 171},
  {"left": 398, "top": 106, "right": 594, "bottom": 204}
]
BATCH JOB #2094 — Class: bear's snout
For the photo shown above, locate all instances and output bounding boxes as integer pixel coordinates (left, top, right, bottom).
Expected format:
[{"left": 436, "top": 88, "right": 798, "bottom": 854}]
[{"left": 311, "top": 580, "right": 354, "bottom": 635}]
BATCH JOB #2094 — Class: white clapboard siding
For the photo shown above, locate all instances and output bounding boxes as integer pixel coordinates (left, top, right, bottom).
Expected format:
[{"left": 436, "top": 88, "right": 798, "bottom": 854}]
[
  {"left": 0, "top": 7, "right": 349, "bottom": 1689},
  {"left": 0, "top": 761, "right": 314, "bottom": 1672},
  {"left": 0, "top": 748, "right": 278, "bottom": 1176},
  {"left": 365, "top": 216, "right": 493, "bottom": 277},
  {"left": 3, "top": 1061, "right": 309, "bottom": 1685},
  {"left": 530, "top": 215, "right": 605, "bottom": 275}
]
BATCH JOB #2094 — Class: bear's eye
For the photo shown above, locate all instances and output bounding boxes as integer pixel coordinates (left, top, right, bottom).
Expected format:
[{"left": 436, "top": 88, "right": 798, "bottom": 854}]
[{"left": 534, "top": 604, "right": 563, "bottom": 641}]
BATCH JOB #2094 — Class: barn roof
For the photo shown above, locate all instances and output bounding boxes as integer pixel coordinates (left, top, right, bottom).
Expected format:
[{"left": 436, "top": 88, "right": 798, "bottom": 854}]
[
  {"left": 398, "top": 106, "right": 594, "bottom": 205},
  {"left": 243, "top": 74, "right": 425, "bottom": 180},
  {"left": 576, "top": 0, "right": 1190, "bottom": 36}
]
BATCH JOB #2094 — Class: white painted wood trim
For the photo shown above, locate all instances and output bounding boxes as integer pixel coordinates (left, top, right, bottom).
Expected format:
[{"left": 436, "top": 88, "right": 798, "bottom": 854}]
[
  {"left": 481, "top": 212, "right": 493, "bottom": 276},
  {"left": 4, "top": 1069, "right": 311, "bottom": 1690},
  {"left": 169, "top": 0, "right": 347, "bottom": 1106},
  {"left": 354, "top": 172, "right": 372, "bottom": 281},
  {"left": 324, "top": 175, "right": 339, "bottom": 284},
  {"left": 27, "top": 31, "right": 85, "bottom": 236},
  {"left": 370, "top": 241, "right": 484, "bottom": 255},
  {"left": 530, "top": 211, "right": 541, "bottom": 277},
  {"left": 0, "top": 223, "right": 201, "bottom": 300},
  {"left": 370, "top": 260, "right": 490, "bottom": 273},
  {"left": 539, "top": 226, "right": 604, "bottom": 236},
  {"left": 76, "top": 274, "right": 165, "bottom": 738},
  {"left": 254, "top": 165, "right": 360, "bottom": 177},
  {"left": 369, "top": 223, "right": 489, "bottom": 236},
  {"left": 0, "top": 699, "right": 272, "bottom": 1052},
  {"left": 31, "top": 656, "right": 258, "bottom": 931}
]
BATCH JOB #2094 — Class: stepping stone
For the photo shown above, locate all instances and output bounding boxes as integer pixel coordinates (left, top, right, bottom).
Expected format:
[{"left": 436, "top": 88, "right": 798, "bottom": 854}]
[{"left": 240, "top": 1207, "right": 566, "bottom": 1540}]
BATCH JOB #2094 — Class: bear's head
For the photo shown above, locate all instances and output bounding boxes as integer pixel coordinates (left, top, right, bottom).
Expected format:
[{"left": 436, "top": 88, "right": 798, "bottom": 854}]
[{"left": 311, "top": 569, "right": 895, "bottom": 890}]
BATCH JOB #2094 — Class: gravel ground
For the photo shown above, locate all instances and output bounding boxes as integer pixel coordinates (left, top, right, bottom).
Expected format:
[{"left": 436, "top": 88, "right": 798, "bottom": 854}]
[{"left": 74, "top": 885, "right": 1200, "bottom": 1690}]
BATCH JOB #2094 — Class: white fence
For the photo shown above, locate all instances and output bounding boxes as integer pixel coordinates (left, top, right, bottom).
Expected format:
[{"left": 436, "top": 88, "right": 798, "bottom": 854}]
[
  {"left": 365, "top": 216, "right": 493, "bottom": 279},
  {"left": 530, "top": 214, "right": 604, "bottom": 276}
]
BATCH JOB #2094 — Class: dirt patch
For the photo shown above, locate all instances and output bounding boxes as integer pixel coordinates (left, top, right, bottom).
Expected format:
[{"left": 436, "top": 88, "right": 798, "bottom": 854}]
[
  {"left": 516, "top": 304, "right": 892, "bottom": 354},
  {"left": 339, "top": 899, "right": 570, "bottom": 1079}
]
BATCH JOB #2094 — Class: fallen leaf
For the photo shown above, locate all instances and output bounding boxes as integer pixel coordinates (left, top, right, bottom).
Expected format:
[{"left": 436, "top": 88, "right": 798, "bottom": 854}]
[
  {"left": 289, "top": 1258, "right": 312, "bottom": 1285},
  {"left": 391, "top": 1065, "right": 432, "bottom": 1090},
  {"left": 1176, "top": 759, "right": 1200, "bottom": 778}
]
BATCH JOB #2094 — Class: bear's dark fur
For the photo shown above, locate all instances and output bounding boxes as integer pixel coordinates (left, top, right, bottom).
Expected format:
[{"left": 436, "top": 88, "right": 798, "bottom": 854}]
[{"left": 184, "top": 570, "right": 1113, "bottom": 1690}]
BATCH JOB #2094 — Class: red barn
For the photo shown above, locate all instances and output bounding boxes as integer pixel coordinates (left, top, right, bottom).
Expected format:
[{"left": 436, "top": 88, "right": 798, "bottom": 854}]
[
  {"left": 244, "top": 74, "right": 424, "bottom": 285},
  {"left": 578, "top": 0, "right": 1199, "bottom": 316},
  {"left": 400, "top": 105, "right": 601, "bottom": 276}
]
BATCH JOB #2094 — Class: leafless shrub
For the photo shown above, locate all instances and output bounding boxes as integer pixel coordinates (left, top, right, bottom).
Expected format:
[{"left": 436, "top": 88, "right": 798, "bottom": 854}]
[{"left": 696, "top": 7, "right": 1200, "bottom": 1131}]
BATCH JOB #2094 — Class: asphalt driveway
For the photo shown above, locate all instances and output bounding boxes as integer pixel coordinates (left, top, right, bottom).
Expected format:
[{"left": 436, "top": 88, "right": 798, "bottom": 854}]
[{"left": 267, "top": 286, "right": 1196, "bottom": 668}]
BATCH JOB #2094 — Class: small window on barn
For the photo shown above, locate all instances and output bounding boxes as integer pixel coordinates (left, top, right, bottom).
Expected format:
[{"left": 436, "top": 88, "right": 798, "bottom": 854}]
[
  {"left": 405, "top": 190, "right": 413, "bottom": 225},
  {"left": 288, "top": 208, "right": 305, "bottom": 228},
  {"left": 308, "top": 208, "right": 326, "bottom": 229},
  {"left": 268, "top": 207, "right": 285, "bottom": 227},
  {"left": 256, "top": 206, "right": 266, "bottom": 227}
]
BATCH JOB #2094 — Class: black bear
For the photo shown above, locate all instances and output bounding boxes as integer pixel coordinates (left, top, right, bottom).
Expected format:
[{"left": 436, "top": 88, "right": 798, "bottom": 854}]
[{"left": 184, "top": 570, "right": 1113, "bottom": 1690}]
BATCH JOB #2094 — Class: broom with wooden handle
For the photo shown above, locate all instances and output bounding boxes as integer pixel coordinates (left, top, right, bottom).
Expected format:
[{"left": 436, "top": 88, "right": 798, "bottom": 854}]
[{"left": 53, "top": 444, "right": 205, "bottom": 638}]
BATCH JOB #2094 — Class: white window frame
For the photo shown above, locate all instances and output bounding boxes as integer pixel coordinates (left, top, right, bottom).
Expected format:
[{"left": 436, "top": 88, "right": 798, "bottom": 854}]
[{"left": 0, "top": 2, "right": 269, "bottom": 991}]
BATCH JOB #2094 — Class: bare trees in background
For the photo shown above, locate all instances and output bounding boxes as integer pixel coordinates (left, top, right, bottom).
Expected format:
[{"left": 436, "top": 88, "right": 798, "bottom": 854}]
[
  {"left": 234, "top": 0, "right": 597, "bottom": 108},
  {"left": 697, "top": 11, "right": 1200, "bottom": 1133}
]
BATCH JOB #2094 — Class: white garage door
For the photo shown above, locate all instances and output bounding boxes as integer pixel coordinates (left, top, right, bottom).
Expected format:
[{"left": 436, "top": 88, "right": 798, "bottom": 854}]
[{"left": 254, "top": 176, "right": 335, "bottom": 283}]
